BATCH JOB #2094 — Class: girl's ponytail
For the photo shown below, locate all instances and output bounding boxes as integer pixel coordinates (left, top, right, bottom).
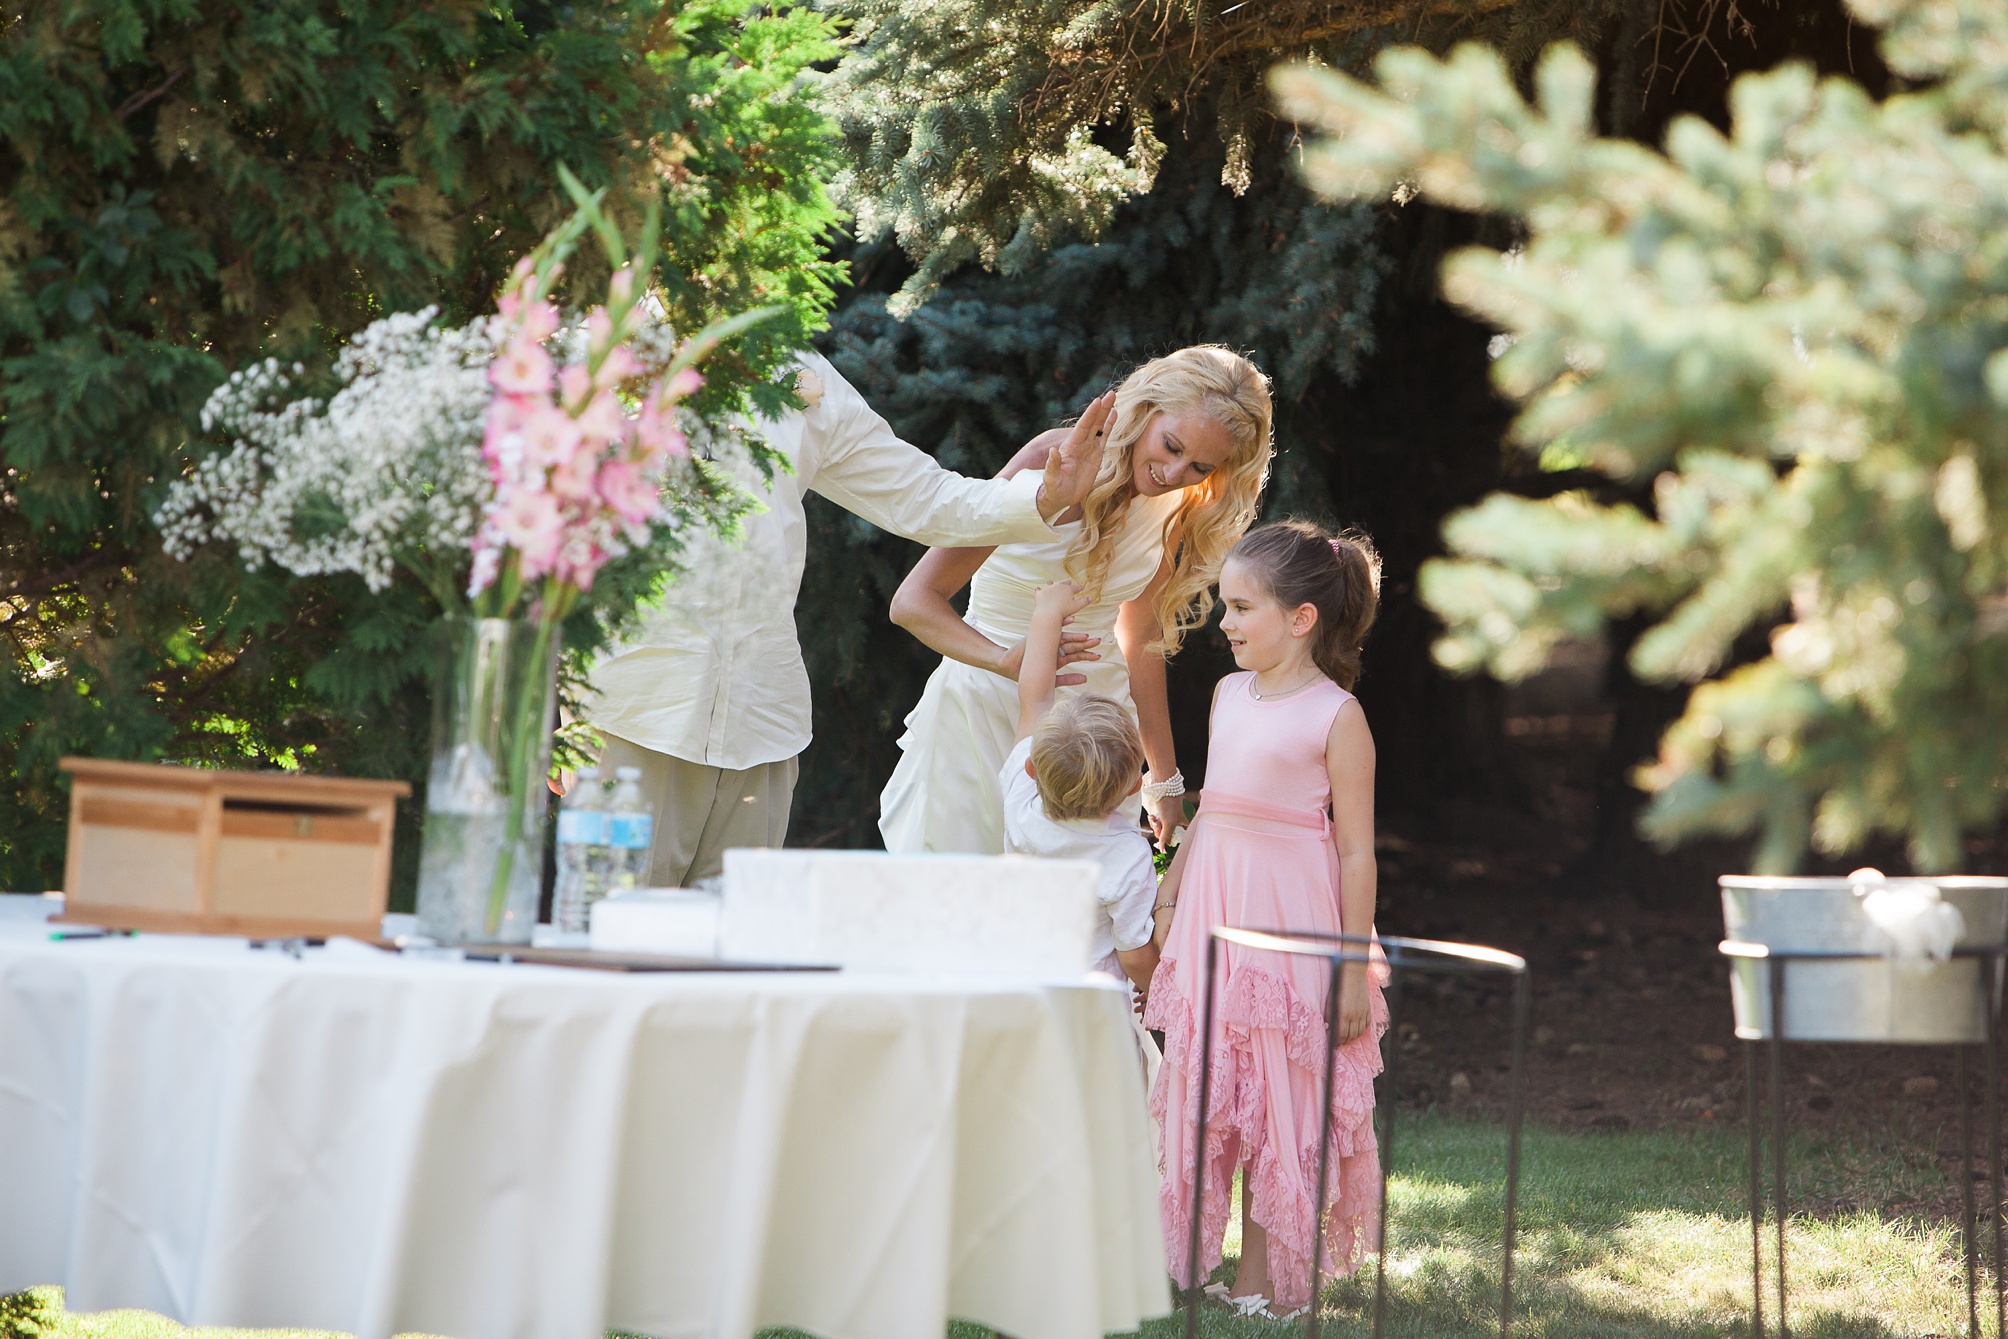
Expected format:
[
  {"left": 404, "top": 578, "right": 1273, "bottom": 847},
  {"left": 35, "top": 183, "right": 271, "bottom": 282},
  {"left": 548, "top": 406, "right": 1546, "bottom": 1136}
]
[{"left": 1227, "top": 520, "right": 1381, "bottom": 690}]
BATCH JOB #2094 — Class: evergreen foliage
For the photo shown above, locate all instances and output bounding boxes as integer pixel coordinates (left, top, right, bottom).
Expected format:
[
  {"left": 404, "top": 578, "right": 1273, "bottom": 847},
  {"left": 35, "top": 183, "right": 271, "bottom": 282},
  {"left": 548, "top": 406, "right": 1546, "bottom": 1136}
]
[
  {"left": 816, "top": 0, "right": 1634, "bottom": 312},
  {"left": 0, "top": 1287, "right": 49, "bottom": 1339},
  {"left": 792, "top": 131, "right": 1388, "bottom": 845},
  {"left": 1275, "top": 0, "right": 2008, "bottom": 871},
  {"left": 0, "top": 0, "right": 843, "bottom": 893}
]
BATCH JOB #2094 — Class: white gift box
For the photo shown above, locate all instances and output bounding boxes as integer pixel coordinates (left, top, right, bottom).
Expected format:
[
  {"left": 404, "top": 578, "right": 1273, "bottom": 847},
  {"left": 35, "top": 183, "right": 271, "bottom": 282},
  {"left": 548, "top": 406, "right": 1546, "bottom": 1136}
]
[
  {"left": 720, "top": 848, "right": 1100, "bottom": 975},
  {"left": 589, "top": 888, "right": 723, "bottom": 957}
]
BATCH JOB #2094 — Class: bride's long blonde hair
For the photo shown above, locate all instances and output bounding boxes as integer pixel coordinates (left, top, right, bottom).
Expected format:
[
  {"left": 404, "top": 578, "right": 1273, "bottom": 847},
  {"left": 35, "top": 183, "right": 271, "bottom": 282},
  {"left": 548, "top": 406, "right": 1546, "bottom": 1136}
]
[{"left": 1065, "top": 346, "right": 1273, "bottom": 656}]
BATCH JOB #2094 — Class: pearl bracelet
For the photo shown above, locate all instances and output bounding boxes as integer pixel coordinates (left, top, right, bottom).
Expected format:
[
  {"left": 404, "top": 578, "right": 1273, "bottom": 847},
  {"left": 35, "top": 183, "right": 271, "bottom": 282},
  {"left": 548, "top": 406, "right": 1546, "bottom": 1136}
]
[{"left": 1141, "top": 769, "right": 1185, "bottom": 804}]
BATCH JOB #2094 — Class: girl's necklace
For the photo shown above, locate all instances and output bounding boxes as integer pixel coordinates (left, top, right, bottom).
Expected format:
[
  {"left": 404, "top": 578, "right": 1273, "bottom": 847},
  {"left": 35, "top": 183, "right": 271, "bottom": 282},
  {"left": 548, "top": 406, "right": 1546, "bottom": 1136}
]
[{"left": 1250, "top": 669, "right": 1323, "bottom": 701}]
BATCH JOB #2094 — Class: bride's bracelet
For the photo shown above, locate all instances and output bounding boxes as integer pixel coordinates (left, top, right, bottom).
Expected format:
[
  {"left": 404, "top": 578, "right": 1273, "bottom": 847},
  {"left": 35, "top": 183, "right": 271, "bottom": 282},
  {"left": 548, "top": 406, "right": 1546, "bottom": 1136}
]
[{"left": 1141, "top": 769, "right": 1185, "bottom": 805}]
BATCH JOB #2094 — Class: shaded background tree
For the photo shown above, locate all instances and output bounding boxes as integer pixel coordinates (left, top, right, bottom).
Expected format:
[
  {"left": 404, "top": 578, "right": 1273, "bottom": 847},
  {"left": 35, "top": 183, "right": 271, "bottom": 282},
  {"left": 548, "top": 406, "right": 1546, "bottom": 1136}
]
[
  {"left": 796, "top": 0, "right": 1897, "bottom": 890},
  {"left": 1275, "top": 0, "right": 2008, "bottom": 872},
  {"left": 0, "top": 0, "right": 843, "bottom": 895}
]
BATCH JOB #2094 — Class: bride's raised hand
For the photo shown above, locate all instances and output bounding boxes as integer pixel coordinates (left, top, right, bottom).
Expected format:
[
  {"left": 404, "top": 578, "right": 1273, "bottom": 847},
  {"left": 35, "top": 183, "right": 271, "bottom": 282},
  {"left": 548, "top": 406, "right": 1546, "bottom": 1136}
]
[{"left": 1038, "top": 390, "right": 1117, "bottom": 522}]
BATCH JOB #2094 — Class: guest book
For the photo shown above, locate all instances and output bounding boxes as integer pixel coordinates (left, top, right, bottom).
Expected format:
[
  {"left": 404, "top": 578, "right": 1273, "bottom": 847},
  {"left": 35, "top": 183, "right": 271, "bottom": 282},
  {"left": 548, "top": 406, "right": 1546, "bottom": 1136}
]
[
  {"left": 57, "top": 757, "right": 410, "bottom": 941},
  {"left": 719, "top": 848, "right": 1101, "bottom": 975}
]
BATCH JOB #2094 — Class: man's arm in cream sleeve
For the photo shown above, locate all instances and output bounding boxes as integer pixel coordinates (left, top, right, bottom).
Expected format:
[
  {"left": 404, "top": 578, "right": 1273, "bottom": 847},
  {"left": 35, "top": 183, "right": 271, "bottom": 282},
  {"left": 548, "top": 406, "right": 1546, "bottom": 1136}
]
[{"left": 797, "top": 354, "right": 1107, "bottom": 548}]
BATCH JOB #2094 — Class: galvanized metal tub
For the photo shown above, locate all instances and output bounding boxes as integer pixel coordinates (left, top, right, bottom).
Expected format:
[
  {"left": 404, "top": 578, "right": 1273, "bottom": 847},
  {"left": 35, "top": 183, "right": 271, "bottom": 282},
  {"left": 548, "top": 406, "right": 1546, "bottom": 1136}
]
[{"left": 1721, "top": 876, "right": 2008, "bottom": 1042}]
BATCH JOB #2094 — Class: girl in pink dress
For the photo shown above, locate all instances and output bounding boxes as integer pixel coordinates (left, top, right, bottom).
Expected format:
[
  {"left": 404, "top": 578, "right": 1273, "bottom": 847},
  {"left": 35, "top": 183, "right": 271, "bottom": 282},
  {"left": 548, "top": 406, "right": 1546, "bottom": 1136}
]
[{"left": 1141, "top": 519, "right": 1388, "bottom": 1321}]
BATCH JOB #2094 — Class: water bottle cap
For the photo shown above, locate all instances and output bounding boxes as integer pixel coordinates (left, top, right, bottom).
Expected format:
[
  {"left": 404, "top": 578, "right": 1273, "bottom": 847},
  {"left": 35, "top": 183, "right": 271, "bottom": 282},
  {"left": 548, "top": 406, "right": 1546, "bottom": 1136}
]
[{"left": 615, "top": 766, "right": 642, "bottom": 781}]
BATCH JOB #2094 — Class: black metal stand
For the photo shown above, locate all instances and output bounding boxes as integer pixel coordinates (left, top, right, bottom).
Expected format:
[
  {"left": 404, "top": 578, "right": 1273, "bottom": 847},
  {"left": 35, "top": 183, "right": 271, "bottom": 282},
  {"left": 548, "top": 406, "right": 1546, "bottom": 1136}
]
[
  {"left": 1181, "top": 928, "right": 1532, "bottom": 1338},
  {"left": 1721, "top": 941, "right": 2008, "bottom": 1338}
]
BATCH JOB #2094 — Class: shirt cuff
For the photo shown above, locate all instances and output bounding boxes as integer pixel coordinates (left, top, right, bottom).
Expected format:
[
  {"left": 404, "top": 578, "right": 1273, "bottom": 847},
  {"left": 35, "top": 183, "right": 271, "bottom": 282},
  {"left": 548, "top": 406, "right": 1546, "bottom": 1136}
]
[{"left": 1001, "top": 470, "right": 1058, "bottom": 540}]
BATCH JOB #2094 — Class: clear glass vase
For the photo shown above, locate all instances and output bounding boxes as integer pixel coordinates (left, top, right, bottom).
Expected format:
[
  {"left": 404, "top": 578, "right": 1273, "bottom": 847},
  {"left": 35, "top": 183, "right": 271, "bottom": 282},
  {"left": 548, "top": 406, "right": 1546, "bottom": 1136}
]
[{"left": 415, "top": 615, "right": 560, "bottom": 945}]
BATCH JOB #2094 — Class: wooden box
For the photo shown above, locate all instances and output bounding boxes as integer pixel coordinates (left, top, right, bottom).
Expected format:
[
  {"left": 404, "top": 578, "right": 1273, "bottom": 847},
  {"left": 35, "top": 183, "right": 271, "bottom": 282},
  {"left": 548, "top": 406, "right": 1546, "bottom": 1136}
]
[{"left": 58, "top": 757, "right": 412, "bottom": 940}]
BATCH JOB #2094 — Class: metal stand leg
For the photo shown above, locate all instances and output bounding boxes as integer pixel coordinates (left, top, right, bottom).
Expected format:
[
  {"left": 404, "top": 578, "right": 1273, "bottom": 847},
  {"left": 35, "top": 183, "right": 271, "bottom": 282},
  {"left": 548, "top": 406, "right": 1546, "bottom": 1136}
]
[
  {"left": 1372, "top": 964, "right": 1405, "bottom": 1339},
  {"left": 1501, "top": 970, "right": 1529, "bottom": 1338},
  {"left": 1746, "top": 1038, "right": 1766, "bottom": 1339},
  {"left": 1768, "top": 957, "right": 1790, "bottom": 1339},
  {"left": 1960, "top": 1045, "right": 1979, "bottom": 1336},
  {"left": 1987, "top": 953, "right": 2003, "bottom": 1339},
  {"left": 1305, "top": 959, "right": 1344, "bottom": 1338},
  {"left": 1185, "top": 937, "right": 1221, "bottom": 1339}
]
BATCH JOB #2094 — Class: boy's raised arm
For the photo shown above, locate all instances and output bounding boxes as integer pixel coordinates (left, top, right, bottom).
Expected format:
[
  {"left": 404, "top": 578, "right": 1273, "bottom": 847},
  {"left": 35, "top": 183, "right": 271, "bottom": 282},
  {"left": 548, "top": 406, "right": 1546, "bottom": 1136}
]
[{"left": 1016, "top": 582, "right": 1089, "bottom": 740}]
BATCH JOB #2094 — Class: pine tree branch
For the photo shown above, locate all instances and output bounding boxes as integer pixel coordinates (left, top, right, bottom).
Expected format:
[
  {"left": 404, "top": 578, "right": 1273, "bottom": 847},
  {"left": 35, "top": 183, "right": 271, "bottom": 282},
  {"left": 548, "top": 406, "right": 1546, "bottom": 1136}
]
[{"left": 114, "top": 66, "right": 186, "bottom": 121}]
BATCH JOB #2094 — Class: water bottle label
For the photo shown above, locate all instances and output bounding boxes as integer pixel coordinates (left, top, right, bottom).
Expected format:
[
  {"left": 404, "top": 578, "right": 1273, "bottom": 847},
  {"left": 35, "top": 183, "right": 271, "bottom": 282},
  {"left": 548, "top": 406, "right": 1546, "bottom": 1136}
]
[
  {"left": 609, "top": 814, "right": 654, "bottom": 850},
  {"left": 557, "top": 811, "right": 607, "bottom": 844}
]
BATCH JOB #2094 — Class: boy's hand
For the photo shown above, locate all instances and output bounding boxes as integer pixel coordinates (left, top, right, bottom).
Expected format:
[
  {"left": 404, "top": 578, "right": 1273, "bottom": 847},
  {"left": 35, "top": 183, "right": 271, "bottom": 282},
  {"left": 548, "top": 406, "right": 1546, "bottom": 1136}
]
[{"left": 1033, "top": 580, "right": 1092, "bottom": 620}]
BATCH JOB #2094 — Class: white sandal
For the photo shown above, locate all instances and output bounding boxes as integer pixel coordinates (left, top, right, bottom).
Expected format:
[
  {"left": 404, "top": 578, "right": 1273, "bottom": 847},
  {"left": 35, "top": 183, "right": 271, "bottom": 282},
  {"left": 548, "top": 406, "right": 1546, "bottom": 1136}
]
[{"left": 1229, "top": 1292, "right": 1309, "bottom": 1322}]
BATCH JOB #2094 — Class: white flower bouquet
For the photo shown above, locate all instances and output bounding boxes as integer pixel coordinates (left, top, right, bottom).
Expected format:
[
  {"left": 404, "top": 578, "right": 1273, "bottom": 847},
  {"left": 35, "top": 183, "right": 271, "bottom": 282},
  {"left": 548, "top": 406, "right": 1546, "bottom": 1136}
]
[{"left": 158, "top": 175, "right": 778, "bottom": 940}]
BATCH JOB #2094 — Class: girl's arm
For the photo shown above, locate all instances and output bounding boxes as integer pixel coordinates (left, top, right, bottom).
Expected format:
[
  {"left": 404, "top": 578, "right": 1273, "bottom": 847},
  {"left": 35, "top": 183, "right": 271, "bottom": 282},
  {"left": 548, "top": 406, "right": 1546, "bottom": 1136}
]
[
  {"left": 1329, "top": 699, "right": 1379, "bottom": 1045},
  {"left": 1149, "top": 837, "right": 1192, "bottom": 953},
  {"left": 1115, "top": 547, "right": 1179, "bottom": 845},
  {"left": 888, "top": 438, "right": 1101, "bottom": 682}
]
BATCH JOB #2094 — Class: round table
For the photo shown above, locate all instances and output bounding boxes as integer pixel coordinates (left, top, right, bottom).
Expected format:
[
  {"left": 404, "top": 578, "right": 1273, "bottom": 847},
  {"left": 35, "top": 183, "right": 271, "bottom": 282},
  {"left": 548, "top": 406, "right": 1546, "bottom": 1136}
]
[{"left": 0, "top": 897, "right": 1168, "bottom": 1339}]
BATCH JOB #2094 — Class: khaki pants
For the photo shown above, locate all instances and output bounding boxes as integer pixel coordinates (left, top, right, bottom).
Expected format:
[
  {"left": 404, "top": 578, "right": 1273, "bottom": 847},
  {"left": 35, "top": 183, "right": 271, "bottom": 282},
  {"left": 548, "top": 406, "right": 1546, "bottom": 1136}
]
[{"left": 594, "top": 736, "right": 799, "bottom": 888}]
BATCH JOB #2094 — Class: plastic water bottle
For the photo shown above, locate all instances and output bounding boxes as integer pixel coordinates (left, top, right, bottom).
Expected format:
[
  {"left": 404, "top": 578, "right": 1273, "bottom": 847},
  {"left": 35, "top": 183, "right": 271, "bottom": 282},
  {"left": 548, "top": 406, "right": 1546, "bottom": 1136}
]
[
  {"left": 552, "top": 767, "right": 606, "bottom": 934},
  {"left": 606, "top": 766, "right": 654, "bottom": 893}
]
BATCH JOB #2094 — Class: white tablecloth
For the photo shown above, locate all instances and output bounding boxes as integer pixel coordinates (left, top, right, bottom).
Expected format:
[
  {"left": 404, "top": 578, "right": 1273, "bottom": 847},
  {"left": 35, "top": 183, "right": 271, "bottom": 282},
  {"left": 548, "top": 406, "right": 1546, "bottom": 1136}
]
[{"left": 0, "top": 899, "right": 1168, "bottom": 1339}]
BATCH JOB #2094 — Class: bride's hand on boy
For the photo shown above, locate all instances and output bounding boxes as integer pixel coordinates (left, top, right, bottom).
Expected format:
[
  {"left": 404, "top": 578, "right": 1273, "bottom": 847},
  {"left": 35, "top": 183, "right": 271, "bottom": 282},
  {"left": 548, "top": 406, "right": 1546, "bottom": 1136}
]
[
  {"left": 1039, "top": 390, "right": 1117, "bottom": 520},
  {"left": 1335, "top": 971, "right": 1373, "bottom": 1046},
  {"left": 994, "top": 632, "right": 1100, "bottom": 685}
]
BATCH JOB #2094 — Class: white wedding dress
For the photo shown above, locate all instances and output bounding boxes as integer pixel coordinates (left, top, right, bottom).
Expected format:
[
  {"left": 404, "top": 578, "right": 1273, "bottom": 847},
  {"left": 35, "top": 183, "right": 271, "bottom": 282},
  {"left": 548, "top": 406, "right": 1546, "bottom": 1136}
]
[{"left": 878, "top": 490, "right": 1184, "bottom": 853}]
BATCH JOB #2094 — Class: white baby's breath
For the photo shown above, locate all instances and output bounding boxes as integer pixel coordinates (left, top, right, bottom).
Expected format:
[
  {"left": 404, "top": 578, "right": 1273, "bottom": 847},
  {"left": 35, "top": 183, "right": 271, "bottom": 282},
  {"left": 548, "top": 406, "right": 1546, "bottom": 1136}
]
[{"left": 158, "top": 307, "right": 498, "bottom": 595}]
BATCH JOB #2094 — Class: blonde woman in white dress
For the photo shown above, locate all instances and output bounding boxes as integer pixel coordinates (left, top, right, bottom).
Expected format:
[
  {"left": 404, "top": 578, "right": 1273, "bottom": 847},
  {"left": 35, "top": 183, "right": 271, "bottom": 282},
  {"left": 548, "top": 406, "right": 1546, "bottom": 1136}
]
[{"left": 880, "top": 346, "right": 1275, "bottom": 854}]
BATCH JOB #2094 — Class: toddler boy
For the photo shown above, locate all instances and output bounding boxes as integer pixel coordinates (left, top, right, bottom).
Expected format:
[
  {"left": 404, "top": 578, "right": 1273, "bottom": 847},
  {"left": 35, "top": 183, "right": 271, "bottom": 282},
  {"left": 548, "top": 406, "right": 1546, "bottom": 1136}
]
[{"left": 1000, "top": 582, "right": 1160, "bottom": 1002}]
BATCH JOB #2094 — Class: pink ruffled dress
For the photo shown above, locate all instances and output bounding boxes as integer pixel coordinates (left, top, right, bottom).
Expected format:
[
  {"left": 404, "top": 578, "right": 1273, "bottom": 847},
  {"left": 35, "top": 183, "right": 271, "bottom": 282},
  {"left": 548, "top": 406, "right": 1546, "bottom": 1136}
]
[{"left": 1142, "top": 671, "right": 1388, "bottom": 1311}]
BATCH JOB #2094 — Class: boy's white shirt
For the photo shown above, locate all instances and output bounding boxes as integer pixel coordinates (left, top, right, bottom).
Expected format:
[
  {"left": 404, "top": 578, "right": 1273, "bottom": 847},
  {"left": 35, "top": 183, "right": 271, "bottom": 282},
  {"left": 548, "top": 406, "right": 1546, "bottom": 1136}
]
[
  {"left": 586, "top": 352, "right": 1054, "bottom": 770},
  {"left": 998, "top": 736, "right": 1157, "bottom": 981}
]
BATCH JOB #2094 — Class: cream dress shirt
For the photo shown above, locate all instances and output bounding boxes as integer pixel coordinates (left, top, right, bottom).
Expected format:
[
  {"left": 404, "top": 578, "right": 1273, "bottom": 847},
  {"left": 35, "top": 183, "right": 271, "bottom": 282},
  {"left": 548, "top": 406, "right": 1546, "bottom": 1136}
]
[{"left": 584, "top": 352, "right": 1057, "bottom": 770}]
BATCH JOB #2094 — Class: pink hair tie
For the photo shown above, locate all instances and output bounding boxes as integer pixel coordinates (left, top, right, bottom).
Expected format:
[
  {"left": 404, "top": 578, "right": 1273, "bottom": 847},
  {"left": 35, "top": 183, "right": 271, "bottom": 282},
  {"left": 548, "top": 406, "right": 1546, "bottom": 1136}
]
[{"left": 1329, "top": 538, "right": 1344, "bottom": 556}]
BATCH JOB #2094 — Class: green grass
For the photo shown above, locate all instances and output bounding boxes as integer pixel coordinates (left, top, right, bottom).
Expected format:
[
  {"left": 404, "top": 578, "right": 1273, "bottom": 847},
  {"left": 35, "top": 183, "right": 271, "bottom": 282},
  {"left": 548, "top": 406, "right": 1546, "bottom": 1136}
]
[{"left": 6, "top": 1114, "right": 1986, "bottom": 1339}]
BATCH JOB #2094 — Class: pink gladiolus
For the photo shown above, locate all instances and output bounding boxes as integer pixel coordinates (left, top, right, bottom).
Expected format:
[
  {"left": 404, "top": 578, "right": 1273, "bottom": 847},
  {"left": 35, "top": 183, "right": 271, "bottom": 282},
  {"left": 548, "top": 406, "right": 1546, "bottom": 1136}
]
[
  {"left": 490, "top": 333, "right": 554, "bottom": 395},
  {"left": 471, "top": 240, "right": 745, "bottom": 601},
  {"left": 488, "top": 392, "right": 536, "bottom": 433},
  {"left": 493, "top": 489, "right": 565, "bottom": 576},
  {"left": 577, "top": 387, "right": 625, "bottom": 443},
  {"left": 664, "top": 367, "right": 704, "bottom": 401},
  {"left": 593, "top": 345, "right": 640, "bottom": 389},
  {"left": 597, "top": 460, "right": 658, "bottom": 526},
  {"left": 558, "top": 364, "right": 592, "bottom": 412},
  {"left": 521, "top": 401, "right": 586, "bottom": 468},
  {"left": 550, "top": 441, "right": 602, "bottom": 501},
  {"left": 554, "top": 536, "right": 606, "bottom": 592},
  {"left": 519, "top": 299, "right": 561, "bottom": 343},
  {"left": 635, "top": 402, "right": 688, "bottom": 462},
  {"left": 483, "top": 393, "right": 536, "bottom": 463}
]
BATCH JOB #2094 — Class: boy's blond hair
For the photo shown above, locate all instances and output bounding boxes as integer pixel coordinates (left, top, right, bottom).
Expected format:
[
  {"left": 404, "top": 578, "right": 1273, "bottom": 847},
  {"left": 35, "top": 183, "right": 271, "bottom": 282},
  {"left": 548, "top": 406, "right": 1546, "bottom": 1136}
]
[{"left": 1030, "top": 694, "right": 1146, "bottom": 821}]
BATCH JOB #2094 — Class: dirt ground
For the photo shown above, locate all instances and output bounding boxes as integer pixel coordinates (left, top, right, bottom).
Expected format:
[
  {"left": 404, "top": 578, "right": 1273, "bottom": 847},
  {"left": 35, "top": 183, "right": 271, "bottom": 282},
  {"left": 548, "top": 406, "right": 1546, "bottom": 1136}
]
[{"left": 1369, "top": 679, "right": 2008, "bottom": 1225}]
